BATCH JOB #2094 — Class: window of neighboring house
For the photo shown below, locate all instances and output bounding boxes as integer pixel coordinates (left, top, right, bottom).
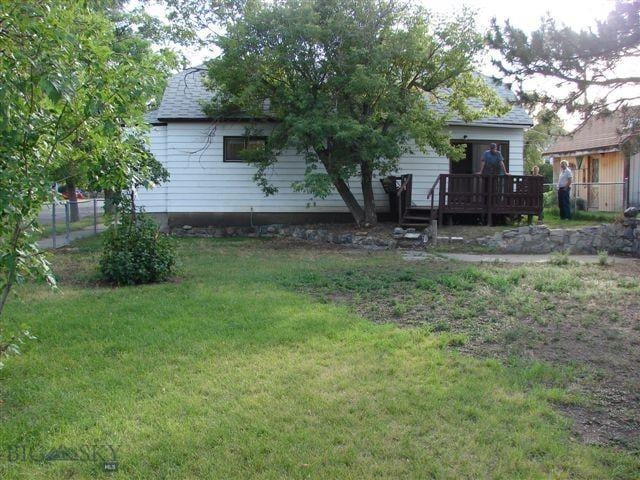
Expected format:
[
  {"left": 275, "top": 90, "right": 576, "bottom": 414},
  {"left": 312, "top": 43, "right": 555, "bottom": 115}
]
[{"left": 223, "top": 136, "right": 267, "bottom": 162}]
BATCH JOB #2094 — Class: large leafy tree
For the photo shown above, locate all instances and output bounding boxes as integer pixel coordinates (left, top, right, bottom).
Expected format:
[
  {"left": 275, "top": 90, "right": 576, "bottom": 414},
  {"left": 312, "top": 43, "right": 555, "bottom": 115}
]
[
  {"left": 206, "top": 0, "right": 507, "bottom": 226},
  {"left": 488, "top": 0, "right": 640, "bottom": 120},
  {"left": 54, "top": 2, "right": 179, "bottom": 222},
  {"left": 0, "top": 1, "right": 172, "bottom": 318},
  {"left": 524, "top": 109, "right": 566, "bottom": 174}
]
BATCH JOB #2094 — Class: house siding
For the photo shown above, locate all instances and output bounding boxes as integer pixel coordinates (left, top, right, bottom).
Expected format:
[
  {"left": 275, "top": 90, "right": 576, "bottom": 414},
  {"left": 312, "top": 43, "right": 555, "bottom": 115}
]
[{"left": 138, "top": 122, "right": 525, "bottom": 218}]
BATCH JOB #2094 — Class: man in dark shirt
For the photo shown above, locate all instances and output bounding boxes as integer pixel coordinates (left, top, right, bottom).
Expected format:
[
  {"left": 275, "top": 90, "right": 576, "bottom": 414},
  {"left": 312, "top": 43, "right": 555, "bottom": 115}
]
[{"left": 477, "top": 143, "right": 509, "bottom": 175}]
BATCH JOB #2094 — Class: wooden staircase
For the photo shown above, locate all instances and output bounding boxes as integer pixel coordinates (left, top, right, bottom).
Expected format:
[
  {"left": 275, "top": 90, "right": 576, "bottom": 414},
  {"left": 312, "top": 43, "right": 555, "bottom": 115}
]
[
  {"left": 381, "top": 174, "right": 437, "bottom": 227},
  {"left": 399, "top": 207, "right": 436, "bottom": 227}
]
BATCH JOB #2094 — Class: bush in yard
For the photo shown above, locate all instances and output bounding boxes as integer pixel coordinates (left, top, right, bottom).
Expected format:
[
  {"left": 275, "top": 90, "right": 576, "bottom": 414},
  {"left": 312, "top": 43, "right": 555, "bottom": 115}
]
[{"left": 100, "top": 213, "right": 175, "bottom": 285}]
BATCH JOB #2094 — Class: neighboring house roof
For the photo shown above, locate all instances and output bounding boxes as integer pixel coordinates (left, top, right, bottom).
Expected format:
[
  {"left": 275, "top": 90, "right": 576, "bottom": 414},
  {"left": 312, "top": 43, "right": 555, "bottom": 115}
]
[
  {"left": 544, "top": 111, "right": 635, "bottom": 156},
  {"left": 152, "top": 66, "right": 532, "bottom": 127}
]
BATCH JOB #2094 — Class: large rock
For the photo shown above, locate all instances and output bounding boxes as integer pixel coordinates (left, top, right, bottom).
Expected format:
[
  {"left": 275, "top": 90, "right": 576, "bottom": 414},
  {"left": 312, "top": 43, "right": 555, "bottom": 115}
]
[{"left": 624, "top": 206, "right": 638, "bottom": 218}]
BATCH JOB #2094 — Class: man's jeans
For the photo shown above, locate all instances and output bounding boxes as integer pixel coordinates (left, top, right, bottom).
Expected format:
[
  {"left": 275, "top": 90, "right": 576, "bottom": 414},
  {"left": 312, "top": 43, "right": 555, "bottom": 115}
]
[{"left": 558, "top": 187, "right": 571, "bottom": 219}]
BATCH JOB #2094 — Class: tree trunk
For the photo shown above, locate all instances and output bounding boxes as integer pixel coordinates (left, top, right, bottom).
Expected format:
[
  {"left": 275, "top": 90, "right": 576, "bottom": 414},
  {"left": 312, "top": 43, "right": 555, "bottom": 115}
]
[
  {"left": 360, "top": 161, "right": 378, "bottom": 226},
  {"left": 318, "top": 152, "right": 367, "bottom": 226},
  {"left": 104, "top": 189, "right": 117, "bottom": 215},
  {"left": 66, "top": 179, "right": 79, "bottom": 222},
  {"left": 332, "top": 177, "right": 366, "bottom": 226},
  {"left": 0, "top": 223, "right": 22, "bottom": 318}
]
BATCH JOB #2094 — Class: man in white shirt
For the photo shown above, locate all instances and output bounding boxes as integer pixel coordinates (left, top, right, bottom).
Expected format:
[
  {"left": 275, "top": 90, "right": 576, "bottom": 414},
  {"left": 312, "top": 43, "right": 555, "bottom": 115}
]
[{"left": 557, "top": 160, "right": 573, "bottom": 219}]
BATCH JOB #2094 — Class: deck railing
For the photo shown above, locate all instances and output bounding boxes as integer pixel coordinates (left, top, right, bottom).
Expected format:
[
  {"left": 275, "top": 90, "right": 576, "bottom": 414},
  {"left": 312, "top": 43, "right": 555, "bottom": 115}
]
[{"left": 434, "top": 174, "right": 544, "bottom": 225}]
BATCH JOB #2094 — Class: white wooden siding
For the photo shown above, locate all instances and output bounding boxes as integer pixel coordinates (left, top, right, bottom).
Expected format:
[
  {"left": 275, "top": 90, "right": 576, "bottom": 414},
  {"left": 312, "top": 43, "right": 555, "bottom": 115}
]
[{"left": 138, "top": 122, "right": 525, "bottom": 213}]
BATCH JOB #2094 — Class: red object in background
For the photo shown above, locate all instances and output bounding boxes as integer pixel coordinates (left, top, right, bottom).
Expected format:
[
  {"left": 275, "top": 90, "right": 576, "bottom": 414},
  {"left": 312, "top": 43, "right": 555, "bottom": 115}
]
[{"left": 61, "top": 189, "right": 86, "bottom": 200}]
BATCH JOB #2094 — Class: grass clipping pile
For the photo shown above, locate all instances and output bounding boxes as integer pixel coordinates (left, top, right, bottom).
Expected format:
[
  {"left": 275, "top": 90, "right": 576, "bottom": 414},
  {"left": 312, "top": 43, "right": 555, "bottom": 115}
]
[{"left": 288, "top": 253, "right": 640, "bottom": 449}]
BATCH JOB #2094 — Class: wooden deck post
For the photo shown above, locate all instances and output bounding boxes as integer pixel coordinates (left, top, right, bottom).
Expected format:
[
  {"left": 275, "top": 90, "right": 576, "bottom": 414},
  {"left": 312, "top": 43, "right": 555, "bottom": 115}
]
[
  {"left": 487, "top": 175, "right": 493, "bottom": 226},
  {"left": 431, "top": 219, "right": 438, "bottom": 246}
]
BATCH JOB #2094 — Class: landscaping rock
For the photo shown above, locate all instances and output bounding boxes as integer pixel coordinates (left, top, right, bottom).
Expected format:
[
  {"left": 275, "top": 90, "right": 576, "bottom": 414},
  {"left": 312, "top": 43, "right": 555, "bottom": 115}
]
[
  {"left": 473, "top": 222, "right": 639, "bottom": 257},
  {"left": 404, "top": 232, "right": 421, "bottom": 240}
]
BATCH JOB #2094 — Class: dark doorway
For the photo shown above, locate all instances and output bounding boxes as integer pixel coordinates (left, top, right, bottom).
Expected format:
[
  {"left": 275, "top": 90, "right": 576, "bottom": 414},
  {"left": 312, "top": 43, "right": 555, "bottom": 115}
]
[{"left": 450, "top": 141, "right": 509, "bottom": 174}]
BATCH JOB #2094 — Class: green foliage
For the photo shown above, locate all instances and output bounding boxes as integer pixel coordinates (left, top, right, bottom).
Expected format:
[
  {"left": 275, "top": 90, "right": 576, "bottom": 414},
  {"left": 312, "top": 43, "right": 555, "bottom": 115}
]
[
  {"left": 0, "top": 325, "right": 37, "bottom": 370},
  {"left": 206, "top": 0, "right": 507, "bottom": 225},
  {"left": 597, "top": 250, "right": 610, "bottom": 266},
  {"left": 488, "top": 0, "right": 640, "bottom": 119},
  {"left": 524, "top": 109, "right": 566, "bottom": 173},
  {"left": 0, "top": 1, "right": 174, "bottom": 317},
  {"left": 549, "top": 252, "right": 570, "bottom": 266},
  {"left": 100, "top": 212, "right": 175, "bottom": 286}
]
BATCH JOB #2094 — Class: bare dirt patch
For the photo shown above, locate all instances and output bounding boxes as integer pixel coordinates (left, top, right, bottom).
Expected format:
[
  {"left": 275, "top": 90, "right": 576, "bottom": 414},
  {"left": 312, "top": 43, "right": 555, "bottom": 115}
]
[{"left": 292, "top": 253, "right": 640, "bottom": 449}]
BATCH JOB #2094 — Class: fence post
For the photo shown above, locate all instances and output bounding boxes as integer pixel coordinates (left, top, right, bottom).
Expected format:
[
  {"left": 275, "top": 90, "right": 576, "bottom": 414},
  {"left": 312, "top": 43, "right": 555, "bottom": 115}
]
[
  {"left": 93, "top": 197, "right": 97, "bottom": 234},
  {"left": 623, "top": 177, "right": 628, "bottom": 210},
  {"left": 65, "top": 202, "right": 70, "bottom": 243},
  {"left": 52, "top": 202, "right": 57, "bottom": 249}
]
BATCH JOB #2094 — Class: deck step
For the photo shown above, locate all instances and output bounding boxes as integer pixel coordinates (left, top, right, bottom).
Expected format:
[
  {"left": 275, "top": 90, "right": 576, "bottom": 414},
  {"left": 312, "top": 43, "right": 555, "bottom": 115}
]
[
  {"left": 401, "top": 215, "right": 432, "bottom": 221},
  {"left": 399, "top": 223, "right": 431, "bottom": 228}
]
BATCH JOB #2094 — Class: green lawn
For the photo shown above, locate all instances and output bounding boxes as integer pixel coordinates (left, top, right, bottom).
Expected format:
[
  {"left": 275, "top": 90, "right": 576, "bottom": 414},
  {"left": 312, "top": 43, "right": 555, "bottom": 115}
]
[
  {"left": 0, "top": 237, "right": 638, "bottom": 479},
  {"left": 538, "top": 208, "right": 620, "bottom": 228}
]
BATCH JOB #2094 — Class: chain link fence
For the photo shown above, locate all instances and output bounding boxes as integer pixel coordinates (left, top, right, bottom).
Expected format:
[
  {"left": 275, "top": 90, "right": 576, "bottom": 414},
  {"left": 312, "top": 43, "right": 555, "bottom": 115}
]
[
  {"left": 543, "top": 181, "right": 628, "bottom": 213},
  {"left": 38, "top": 198, "right": 105, "bottom": 248}
]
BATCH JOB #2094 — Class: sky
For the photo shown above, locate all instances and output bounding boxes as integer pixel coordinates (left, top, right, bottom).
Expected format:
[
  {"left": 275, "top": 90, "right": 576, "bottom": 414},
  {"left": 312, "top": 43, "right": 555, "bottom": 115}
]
[
  {"left": 146, "top": 0, "right": 635, "bottom": 129},
  {"left": 168, "top": 0, "right": 618, "bottom": 66}
]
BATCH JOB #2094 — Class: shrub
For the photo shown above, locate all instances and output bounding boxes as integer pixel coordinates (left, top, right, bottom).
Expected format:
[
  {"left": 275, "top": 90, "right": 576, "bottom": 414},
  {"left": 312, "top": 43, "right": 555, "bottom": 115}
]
[
  {"left": 100, "top": 213, "right": 175, "bottom": 285},
  {"left": 572, "top": 197, "right": 587, "bottom": 211},
  {"left": 597, "top": 250, "right": 609, "bottom": 266},
  {"left": 549, "top": 251, "right": 570, "bottom": 266},
  {"left": 543, "top": 190, "right": 556, "bottom": 208}
]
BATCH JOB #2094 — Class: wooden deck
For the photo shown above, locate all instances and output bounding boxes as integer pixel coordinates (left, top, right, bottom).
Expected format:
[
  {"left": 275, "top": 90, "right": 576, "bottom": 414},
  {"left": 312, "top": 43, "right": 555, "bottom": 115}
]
[{"left": 383, "top": 174, "right": 544, "bottom": 226}]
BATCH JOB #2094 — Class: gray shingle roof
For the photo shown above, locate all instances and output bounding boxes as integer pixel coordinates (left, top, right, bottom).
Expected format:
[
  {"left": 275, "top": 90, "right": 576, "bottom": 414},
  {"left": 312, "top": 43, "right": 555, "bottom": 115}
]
[
  {"left": 143, "top": 109, "right": 164, "bottom": 125},
  {"left": 153, "top": 67, "right": 532, "bottom": 127},
  {"left": 433, "top": 78, "right": 532, "bottom": 127},
  {"left": 156, "top": 67, "right": 211, "bottom": 120}
]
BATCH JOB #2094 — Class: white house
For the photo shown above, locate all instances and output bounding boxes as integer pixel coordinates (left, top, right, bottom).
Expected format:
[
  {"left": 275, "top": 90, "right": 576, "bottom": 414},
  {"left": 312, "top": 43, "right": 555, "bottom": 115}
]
[{"left": 139, "top": 67, "right": 533, "bottom": 227}]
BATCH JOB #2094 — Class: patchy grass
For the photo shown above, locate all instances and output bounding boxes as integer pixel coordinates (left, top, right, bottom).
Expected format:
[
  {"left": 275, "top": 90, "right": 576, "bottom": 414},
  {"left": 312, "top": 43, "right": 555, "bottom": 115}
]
[
  {"left": 286, "top": 248, "right": 640, "bottom": 448},
  {"left": 0, "top": 238, "right": 638, "bottom": 479},
  {"left": 537, "top": 208, "right": 620, "bottom": 228}
]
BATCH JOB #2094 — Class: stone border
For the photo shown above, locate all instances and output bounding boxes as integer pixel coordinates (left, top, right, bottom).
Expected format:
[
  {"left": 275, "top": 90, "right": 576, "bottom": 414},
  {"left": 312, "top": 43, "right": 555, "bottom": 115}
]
[
  {"left": 471, "top": 219, "right": 639, "bottom": 256},
  {"left": 172, "top": 224, "right": 407, "bottom": 249}
]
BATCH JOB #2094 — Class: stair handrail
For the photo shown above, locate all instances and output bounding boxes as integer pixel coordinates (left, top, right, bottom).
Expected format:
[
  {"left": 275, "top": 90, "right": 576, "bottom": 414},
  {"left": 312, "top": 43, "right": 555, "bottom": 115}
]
[
  {"left": 427, "top": 175, "right": 441, "bottom": 212},
  {"left": 396, "top": 174, "right": 412, "bottom": 222},
  {"left": 396, "top": 175, "right": 411, "bottom": 197}
]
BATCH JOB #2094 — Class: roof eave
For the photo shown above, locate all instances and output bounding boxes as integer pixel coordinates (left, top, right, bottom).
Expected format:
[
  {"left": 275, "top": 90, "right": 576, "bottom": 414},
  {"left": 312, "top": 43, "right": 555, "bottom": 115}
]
[
  {"left": 543, "top": 145, "right": 621, "bottom": 157},
  {"left": 447, "top": 120, "right": 533, "bottom": 128}
]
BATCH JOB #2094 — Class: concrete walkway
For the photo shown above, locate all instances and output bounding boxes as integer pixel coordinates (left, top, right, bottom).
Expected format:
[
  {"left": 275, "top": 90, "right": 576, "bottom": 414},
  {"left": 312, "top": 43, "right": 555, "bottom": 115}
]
[
  {"left": 37, "top": 224, "right": 105, "bottom": 250},
  {"left": 403, "top": 251, "right": 637, "bottom": 264}
]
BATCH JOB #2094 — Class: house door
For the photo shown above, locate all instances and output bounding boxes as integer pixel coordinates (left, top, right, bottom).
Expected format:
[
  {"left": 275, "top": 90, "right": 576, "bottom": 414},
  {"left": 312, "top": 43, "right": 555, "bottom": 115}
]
[
  {"left": 588, "top": 157, "right": 599, "bottom": 209},
  {"left": 450, "top": 141, "right": 509, "bottom": 174}
]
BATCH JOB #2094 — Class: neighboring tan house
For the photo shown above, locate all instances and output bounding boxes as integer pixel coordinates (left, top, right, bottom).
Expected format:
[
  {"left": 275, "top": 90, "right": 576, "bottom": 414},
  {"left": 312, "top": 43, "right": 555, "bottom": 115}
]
[
  {"left": 138, "top": 67, "right": 532, "bottom": 228},
  {"left": 544, "top": 111, "right": 640, "bottom": 211}
]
